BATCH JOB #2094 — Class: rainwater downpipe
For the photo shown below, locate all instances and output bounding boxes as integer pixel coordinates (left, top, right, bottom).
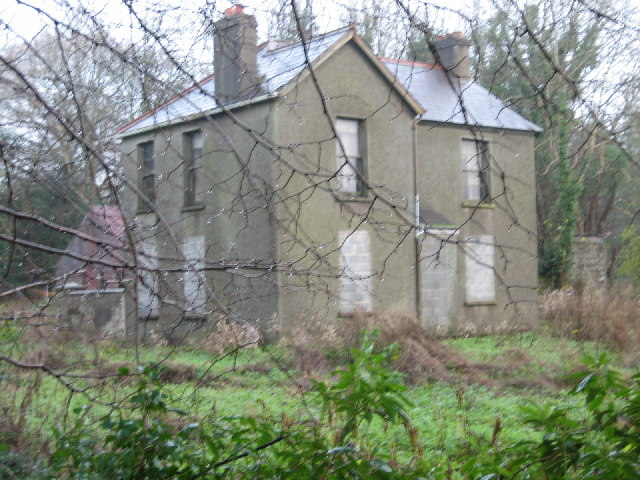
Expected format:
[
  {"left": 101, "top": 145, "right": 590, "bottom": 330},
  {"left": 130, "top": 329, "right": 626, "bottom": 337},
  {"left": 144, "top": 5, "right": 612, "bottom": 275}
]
[{"left": 412, "top": 115, "right": 421, "bottom": 319}]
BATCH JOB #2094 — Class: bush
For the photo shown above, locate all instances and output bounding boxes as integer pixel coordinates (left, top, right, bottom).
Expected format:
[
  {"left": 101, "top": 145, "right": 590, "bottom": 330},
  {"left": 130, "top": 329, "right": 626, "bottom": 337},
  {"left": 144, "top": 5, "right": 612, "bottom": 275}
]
[{"left": 49, "top": 332, "right": 428, "bottom": 479}]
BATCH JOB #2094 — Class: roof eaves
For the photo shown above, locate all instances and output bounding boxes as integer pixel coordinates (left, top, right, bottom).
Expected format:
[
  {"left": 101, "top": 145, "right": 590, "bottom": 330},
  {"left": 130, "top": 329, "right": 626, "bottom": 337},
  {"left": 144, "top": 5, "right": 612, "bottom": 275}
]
[
  {"left": 115, "top": 92, "right": 278, "bottom": 139},
  {"left": 417, "top": 117, "right": 542, "bottom": 134},
  {"left": 116, "top": 73, "right": 216, "bottom": 136}
]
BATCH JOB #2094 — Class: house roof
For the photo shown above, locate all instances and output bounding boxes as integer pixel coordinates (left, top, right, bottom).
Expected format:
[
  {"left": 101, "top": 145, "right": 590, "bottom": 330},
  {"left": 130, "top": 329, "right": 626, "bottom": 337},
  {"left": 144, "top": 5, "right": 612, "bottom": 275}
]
[
  {"left": 118, "top": 27, "right": 354, "bottom": 136},
  {"left": 382, "top": 59, "right": 542, "bottom": 132},
  {"left": 117, "top": 26, "right": 541, "bottom": 136},
  {"left": 419, "top": 207, "right": 456, "bottom": 228},
  {"left": 85, "top": 206, "right": 126, "bottom": 244},
  {"left": 55, "top": 205, "right": 126, "bottom": 280}
]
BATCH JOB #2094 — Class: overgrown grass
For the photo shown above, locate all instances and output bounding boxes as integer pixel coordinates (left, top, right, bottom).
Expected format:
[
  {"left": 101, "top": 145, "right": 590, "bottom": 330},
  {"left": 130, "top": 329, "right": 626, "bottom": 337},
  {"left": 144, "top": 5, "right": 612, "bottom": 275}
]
[
  {"left": 2, "top": 295, "right": 638, "bottom": 477},
  {"left": 541, "top": 287, "right": 640, "bottom": 355},
  {"left": 1, "top": 323, "right": 601, "bottom": 462}
]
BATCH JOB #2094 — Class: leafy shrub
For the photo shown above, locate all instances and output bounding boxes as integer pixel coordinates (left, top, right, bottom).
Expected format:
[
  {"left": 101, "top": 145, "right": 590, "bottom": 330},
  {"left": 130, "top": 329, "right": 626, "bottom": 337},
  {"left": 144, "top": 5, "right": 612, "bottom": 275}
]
[
  {"left": 50, "top": 331, "right": 429, "bottom": 479},
  {"left": 467, "top": 352, "right": 640, "bottom": 479},
  {"left": 0, "top": 448, "right": 51, "bottom": 479}
]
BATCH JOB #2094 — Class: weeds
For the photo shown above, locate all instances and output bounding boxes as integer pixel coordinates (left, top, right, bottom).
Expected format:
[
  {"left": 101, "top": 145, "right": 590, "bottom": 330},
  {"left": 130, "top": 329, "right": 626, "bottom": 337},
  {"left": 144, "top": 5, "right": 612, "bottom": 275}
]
[
  {"left": 541, "top": 288, "right": 640, "bottom": 353},
  {"left": 281, "top": 310, "right": 494, "bottom": 385}
]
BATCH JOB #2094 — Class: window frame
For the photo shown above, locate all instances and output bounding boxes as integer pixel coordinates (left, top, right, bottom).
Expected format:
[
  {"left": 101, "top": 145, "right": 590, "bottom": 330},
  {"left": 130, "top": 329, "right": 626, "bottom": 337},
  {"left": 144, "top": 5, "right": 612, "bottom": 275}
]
[
  {"left": 183, "top": 130, "right": 204, "bottom": 209},
  {"left": 335, "top": 118, "right": 367, "bottom": 197},
  {"left": 137, "top": 141, "right": 155, "bottom": 212},
  {"left": 461, "top": 139, "right": 490, "bottom": 205}
]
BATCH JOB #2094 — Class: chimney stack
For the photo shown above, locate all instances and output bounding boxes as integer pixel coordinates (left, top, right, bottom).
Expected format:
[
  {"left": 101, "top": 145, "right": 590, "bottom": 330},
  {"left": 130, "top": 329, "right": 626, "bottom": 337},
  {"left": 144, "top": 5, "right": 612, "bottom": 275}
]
[
  {"left": 214, "top": 5, "right": 260, "bottom": 104},
  {"left": 433, "top": 32, "right": 471, "bottom": 82}
]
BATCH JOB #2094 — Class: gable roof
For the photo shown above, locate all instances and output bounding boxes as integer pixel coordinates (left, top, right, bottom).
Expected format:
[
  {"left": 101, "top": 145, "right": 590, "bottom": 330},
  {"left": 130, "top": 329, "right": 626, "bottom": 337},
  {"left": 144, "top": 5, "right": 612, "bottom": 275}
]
[
  {"left": 118, "top": 27, "right": 352, "bottom": 136},
  {"left": 117, "top": 27, "right": 541, "bottom": 137}
]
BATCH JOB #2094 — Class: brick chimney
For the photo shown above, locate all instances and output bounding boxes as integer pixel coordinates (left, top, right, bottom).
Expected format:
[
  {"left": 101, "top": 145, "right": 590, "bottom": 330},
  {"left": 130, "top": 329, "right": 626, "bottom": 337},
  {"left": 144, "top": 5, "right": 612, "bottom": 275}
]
[
  {"left": 433, "top": 32, "right": 471, "bottom": 82},
  {"left": 213, "top": 5, "right": 260, "bottom": 104}
]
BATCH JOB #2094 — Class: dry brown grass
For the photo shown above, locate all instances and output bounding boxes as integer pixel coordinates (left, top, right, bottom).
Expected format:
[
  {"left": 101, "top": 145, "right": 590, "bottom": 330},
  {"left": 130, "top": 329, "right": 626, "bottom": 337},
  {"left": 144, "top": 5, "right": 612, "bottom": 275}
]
[
  {"left": 280, "top": 310, "right": 494, "bottom": 385},
  {"left": 194, "top": 317, "right": 261, "bottom": 354},
  {"left": 541, "top": 288, "right": 640, "bottom": 353}
]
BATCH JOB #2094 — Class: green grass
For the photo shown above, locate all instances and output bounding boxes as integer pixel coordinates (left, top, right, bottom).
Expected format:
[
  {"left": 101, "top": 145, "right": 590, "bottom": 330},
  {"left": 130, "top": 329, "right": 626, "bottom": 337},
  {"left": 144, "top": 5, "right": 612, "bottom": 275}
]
[{"left": 0, "top": 327, "right": 614, "bottom": 468}]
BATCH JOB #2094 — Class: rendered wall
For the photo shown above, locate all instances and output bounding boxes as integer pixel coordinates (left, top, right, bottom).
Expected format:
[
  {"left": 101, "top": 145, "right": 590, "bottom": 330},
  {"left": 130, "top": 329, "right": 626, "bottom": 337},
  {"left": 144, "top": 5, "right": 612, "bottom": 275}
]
[
  {"left": 417, "top": 124, "right": 538, "bottom": 332},
  {"left": 119, "top": 102, "right": 279, "bottom": 342},
  {"left": 272, "top": 40, "right": 419, "bottom": 329}
]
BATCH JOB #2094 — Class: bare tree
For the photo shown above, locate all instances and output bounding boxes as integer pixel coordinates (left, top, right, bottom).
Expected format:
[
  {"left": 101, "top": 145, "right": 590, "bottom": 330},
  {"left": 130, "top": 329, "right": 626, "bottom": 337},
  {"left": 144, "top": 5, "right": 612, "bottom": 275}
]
[{"left": 0, "top": 0, "right": 638, "bottom": 473}]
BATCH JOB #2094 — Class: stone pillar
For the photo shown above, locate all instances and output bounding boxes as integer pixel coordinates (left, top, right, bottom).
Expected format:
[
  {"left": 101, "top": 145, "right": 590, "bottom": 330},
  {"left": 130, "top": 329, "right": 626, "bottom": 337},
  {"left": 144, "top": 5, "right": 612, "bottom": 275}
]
[{"left": 571, "top": 236, "right": 607, "bottom": 293}]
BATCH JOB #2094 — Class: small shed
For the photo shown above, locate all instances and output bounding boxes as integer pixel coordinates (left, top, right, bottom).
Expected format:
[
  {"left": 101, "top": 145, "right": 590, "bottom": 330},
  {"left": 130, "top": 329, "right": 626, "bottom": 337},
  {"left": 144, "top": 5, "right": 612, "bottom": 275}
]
[
  {"left": 56, "top": 206, "right": 126, "bottom": 290},
  {"left": 55, "top": 206, "right": 128, "bottom": 338}
]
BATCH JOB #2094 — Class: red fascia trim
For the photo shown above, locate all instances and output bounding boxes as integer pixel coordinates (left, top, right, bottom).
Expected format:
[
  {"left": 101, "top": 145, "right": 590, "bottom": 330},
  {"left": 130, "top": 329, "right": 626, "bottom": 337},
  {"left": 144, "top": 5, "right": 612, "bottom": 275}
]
[{"left": 378, "top": 56, "right": 442, "bottom": 69}]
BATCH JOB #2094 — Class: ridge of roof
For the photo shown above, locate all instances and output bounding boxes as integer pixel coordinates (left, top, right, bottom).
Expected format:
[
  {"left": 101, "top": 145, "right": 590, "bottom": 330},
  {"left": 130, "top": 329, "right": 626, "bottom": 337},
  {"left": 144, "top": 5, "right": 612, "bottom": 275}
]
[
  {"left": 261, "top": 25, "right": 354, "bottom": 56},
  {"left": 379, "top": 57, "right": 442, "bottom": 70}
]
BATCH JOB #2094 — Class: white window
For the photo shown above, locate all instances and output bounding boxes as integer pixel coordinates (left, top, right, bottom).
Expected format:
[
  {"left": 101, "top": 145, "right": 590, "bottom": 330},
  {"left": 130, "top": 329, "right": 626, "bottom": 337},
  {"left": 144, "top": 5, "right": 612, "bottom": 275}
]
[
  {"left": 138, "top": 141, "right": 155, "bottom": 210},
  {"left": 339, "top": 230, "right": 372, "bottom": 313},
  {"left": 183, "top": 236, "right": 207, "bottom": 314},
  {"left": 464, "top": 235, "right": 495, "bottom": 303},
  {"left": 336, "top": 118, "right": 365, "bottom": 195},
  {"left": 462, "top": 139, "right": 490, "bottom": 203},
  {"left": 137, "top": 241, "right": 159, "bottom": 318},
  {"left": 184, "top": 131, "right": 203, "bottom": 207}
]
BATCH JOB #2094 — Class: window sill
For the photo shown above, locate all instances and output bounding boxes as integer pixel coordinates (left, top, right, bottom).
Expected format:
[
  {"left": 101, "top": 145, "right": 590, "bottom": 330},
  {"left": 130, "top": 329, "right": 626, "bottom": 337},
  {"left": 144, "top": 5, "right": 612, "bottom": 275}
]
[
  {"left": 464, "top": 300, "right": 496, "bottom": 307},
  {"left": 335, "top": 193, "right": 372, "bottom": 203},
  {"left": 461, "top": 201, "right": 494, "bottom": 209},
  {"left": 182, "top": 204, "right": 205, "bottom": 212}
]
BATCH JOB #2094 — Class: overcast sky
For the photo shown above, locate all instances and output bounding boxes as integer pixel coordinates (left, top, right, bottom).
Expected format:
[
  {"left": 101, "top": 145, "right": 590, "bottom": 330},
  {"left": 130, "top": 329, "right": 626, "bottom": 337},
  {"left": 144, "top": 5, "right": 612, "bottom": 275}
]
[{"left": 1, "top": 0, "right": 479, "bottom": 45}]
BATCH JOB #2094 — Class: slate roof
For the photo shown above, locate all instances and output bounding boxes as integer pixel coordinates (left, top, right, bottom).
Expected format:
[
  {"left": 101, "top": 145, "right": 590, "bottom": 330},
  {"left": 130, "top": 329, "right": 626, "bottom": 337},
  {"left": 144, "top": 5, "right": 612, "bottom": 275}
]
[
  {"left": 382, "top": 59, "right": 542, "bottom": 132},
  {"left": 118, "top": 26, "right": 541, "bottom": 136},
  {"left": 117, "top": 27, "right": 352, "bottom": 135}
]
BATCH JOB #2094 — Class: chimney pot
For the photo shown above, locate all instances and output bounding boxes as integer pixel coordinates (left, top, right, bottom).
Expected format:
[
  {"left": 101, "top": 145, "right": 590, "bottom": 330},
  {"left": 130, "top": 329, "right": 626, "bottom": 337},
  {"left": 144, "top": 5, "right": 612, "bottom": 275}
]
[{"left": 224, "top": 4, "right": 245, "bottom": 16}]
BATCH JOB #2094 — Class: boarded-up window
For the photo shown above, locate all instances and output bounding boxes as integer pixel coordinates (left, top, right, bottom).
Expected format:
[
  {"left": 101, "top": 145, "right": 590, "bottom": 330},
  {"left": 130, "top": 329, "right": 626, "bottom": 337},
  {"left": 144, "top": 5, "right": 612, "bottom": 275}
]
[
  {"left": 339, "top": 230, "right": 372, "bottom": 313},
  {"left": 420, "top": 233, "right": 456, "bottom": 325},
  {"left": 464, "top": 235, "right": 495, "bottom": 303},
  {"left": 137, "top": 241, "right": 159, "bottom": 318},
  {"left": 183, "top": 236, "right": 207, "bottom": 314}
]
